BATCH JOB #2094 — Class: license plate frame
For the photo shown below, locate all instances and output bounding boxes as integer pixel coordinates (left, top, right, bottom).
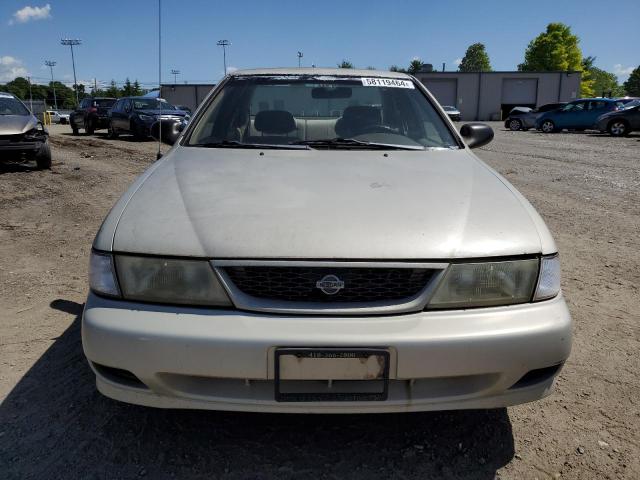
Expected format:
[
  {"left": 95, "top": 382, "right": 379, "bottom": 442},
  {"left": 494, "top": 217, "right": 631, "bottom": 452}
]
[{"left": 274, "top": 348, "right": 390, "bottom": 402}]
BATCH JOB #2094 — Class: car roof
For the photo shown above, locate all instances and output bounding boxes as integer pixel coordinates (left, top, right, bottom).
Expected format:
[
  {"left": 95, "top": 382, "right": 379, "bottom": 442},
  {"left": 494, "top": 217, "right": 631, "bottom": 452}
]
[
  {"left": 228, "top": 67, "right": 412, "bottom": 79},
  {"left": 572, "top": 97, "right": 619, "bottom": 102},
  {"left": 0, "top": 91, "right": 16, "bottom": 98}
]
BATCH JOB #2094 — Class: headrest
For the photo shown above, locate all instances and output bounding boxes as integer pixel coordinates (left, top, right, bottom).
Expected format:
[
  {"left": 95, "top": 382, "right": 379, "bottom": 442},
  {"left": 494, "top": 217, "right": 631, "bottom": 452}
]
[
  {"left": 335, "top": 106, "right": 382, "bottom": 137},
  {"left": 254, "top": 110, "right": 296, "bottom": 134}
]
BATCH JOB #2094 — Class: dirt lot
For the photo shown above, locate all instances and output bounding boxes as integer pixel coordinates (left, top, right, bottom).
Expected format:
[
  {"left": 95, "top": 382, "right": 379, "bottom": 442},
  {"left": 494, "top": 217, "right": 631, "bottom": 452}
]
[{"left": 1, "top": 123, "right": 639, "bottom": 479}]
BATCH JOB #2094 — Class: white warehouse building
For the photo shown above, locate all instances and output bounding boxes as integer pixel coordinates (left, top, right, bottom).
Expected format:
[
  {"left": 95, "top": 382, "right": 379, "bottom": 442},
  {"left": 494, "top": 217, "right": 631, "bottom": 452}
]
[{"left": 415, "top": 71, "right": 582, "bottom": 121}]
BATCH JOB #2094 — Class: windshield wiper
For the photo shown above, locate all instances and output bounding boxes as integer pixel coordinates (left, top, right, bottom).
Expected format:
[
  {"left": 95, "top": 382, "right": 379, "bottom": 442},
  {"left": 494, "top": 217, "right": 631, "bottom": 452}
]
[
  {"left": 190, "top": 140, "right": 309, "bottom": 150},
  {"left": 290, "top": 138, "right": 424, "bottom": 150}
]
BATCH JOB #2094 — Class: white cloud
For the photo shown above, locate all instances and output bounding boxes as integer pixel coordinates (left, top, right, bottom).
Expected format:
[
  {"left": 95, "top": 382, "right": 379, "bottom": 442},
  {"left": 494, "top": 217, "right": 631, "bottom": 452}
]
[
  {"left": 613, "top": 64, "right": 634, "bottom": 81},
  {"left": 0, "top": 56, "right": 29, "bottom": 81},
  {"left": 454, "top": 58, "right": 463, "bottom": 66},
  {"left": 9, "top": 4, "right": 51, "bottom": 25}
]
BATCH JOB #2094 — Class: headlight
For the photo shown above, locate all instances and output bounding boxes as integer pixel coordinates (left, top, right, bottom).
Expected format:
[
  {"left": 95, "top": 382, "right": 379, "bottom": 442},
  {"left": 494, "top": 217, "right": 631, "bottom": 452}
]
[
  {"left": 427, "top": 259, "right": 539, "bottom": 309},
  {"left": 534, "top": 254, "right": 561, "bottom": 301},
  {"left": 114, "top": 255, "right": 232, "bottom": 306},
  {"left": 23, "top": 127, "right": 46, "bottom": 140},
  {"left": 139, "top": 114, "right": 155, "bottom": 122},
  {"left": 89, "top": 251, "right": 121, "bottom": 297}
]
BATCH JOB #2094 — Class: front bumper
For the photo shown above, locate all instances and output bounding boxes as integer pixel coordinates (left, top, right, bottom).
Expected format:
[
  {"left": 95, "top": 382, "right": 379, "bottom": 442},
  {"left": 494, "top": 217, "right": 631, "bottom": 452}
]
[
  {"left": 82, "top": 292, "right": 572, "bottom": 413},
  {"left": 0, "top": 139, "right": 44, "bottom": 155}
]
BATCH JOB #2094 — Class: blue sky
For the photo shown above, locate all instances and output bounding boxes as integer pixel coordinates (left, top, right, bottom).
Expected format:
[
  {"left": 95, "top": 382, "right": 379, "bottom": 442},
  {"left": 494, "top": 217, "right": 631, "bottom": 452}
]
[{"left": 2, "top": 0, "right": 639, "bottom": 89}]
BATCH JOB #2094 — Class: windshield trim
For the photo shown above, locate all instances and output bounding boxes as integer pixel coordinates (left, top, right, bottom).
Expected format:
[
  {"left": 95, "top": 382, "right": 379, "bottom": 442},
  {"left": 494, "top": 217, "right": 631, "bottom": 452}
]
[{"left": 180, "top": 74, "right": 466, "bottom": 150}]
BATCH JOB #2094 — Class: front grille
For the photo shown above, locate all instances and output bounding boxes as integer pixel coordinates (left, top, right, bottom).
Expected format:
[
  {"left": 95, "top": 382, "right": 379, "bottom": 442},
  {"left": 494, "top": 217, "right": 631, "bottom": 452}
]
[
  {"left": 0, "top": 133, "right": 24, "bottom": 142},
  {"left": 223, "top": 266, "right": 434, "bottom": 303}
]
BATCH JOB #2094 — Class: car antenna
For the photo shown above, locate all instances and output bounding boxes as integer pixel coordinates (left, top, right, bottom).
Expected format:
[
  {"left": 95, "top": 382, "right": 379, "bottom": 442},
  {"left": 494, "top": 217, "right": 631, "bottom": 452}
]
[{"left": 156, "top": 0, "right": 162, "bottom": 160}]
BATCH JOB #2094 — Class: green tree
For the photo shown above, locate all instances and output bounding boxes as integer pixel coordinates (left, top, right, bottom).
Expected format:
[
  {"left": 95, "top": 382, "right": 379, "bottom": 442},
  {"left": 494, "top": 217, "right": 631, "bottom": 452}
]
[
  {"left": 105, "top": 80, "right": 120, "bottom": 98},
  {"left": 122, "top": 78, "right": 134, "bottom": 96},
  {"left": 518, "top": 23, "right": 592, "bottom": 96},
  {"left": 338, "top": 60, "right": 354, "bottom": 69},
  {"left": 407, "top": 58, "right": 423, "bottom": 75},
  {"left": 458, "top": 43, "right": 492, "bottom": 72},
  {"left": 623, "top": 65, "right": 640, "bottom": 96},
  {"left": 389, "top": 65, "right": 407, "bottom": 73},
  {"left": 519, "top": 23, "right": 582, "bottom": 71},
  {"left": 132, "top": 80, "right": 143, "bottom": 96},
  {"left": 581, "top": 56, "right": 625, "bottom": 97}
]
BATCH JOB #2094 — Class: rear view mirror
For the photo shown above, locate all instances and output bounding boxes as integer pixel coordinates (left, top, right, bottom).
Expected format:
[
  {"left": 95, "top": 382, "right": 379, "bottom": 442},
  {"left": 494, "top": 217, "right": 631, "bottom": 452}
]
[
  {"left": 311, "top": 87, "right": 352, "bottom": 99},
  {"left": 460, "top": 123, "right": 494, "bottom": 149}
]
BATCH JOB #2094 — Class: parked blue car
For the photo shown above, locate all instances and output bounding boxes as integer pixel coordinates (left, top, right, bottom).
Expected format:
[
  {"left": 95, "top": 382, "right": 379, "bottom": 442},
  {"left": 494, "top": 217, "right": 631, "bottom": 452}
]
[{"left": 535, "top": 98, "right": 624, "bottom": 133}]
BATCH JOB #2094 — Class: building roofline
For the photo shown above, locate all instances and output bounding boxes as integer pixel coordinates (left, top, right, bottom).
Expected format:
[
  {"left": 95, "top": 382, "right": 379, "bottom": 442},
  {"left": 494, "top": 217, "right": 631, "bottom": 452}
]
[
  {"left": 161, "top": 83, "right": 216, "bottom": 87},
  {"left": 417, "top": 70, "right": 580, "bottom": 74}
]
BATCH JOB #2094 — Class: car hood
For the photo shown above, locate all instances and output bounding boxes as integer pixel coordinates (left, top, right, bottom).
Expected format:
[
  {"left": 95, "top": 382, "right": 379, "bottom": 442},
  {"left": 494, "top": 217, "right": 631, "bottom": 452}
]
[
  {"left": 107, "top": 147, "right": 549, "bottom": 259},
  {"left": 0, "top": 115, "right": 38, "bottom": 135}
]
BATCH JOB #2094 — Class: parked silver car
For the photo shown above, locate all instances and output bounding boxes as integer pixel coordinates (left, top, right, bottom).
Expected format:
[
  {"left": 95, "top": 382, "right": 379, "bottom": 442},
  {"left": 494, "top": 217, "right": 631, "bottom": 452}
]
[
  {"left": 0, "top": 91, "right": 51, "bottom": 169},
  {"left": 83, "top": 68, "right": 571, "bottom": 413},
  {"left": 504, "top": 103, "right": 566, "bottom": 131}
]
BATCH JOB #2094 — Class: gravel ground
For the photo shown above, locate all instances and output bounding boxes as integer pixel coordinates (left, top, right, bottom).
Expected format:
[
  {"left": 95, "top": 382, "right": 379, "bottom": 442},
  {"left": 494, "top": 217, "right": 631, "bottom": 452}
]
[{"left": 1, "top": 123, "right": 639, "bottom": 479}]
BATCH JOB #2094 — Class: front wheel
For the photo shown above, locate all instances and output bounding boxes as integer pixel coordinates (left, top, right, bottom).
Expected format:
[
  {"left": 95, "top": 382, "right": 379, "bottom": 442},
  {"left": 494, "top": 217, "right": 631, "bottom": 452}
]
[
  {"left": 107, "top": 121, "right": 119, "bottom": 139},
  {"left": 540, "top": 120, "right": 556, "bottom": 133},
  {"left": 85, "top": 119, "right": 95, "bottom": 135},
  {"left": 508, "top": 119, "right": 522, "bottom": 131},
  {"left": 608, "top": 120, "right": 629, "bottom": 137},
  {"left": 35, "top": 142, "right": 52, "bottom": 169}
]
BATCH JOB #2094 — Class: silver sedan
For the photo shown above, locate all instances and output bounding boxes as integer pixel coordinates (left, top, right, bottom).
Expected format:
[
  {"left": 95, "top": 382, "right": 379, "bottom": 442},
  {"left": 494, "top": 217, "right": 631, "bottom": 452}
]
[{"left": 82, "top": 68, "right": 571, "bottom": 413}]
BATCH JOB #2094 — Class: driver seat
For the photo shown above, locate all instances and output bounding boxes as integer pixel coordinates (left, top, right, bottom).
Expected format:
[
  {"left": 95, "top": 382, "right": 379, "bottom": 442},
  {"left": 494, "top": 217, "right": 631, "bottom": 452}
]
[{"left": 335, "top": 106, "right": 382, "bottom": 138}]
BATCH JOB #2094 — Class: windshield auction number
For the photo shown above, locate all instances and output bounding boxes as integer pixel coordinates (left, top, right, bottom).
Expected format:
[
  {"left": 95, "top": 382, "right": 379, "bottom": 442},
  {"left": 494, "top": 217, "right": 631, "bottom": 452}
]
[{"left": 361, "top": 78, "right": 415, "bottom": 89}]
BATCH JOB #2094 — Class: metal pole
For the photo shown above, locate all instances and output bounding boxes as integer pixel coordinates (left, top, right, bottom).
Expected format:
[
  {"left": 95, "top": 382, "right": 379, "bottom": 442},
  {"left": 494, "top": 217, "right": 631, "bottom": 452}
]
[
  {"left": 70, "top": 44, "right": 78, "bottom": 104},
  {"left": 45, "top": 61, "right": 58, "bottom": 109},
  {"left": 223, "top": 45, "right": 227, "bottom": 75},
  {"left": 28, "top": 76, "right": 33, "bottom": 112},
  {"left": 297, "top": 51, "right": 303, "bottom": 68},
  {"left": 157, "top": 0, "right": 162, "bottom": 160},
  {"left": 61, "top": 39, "right": 82, "bottom": 105},
  {"left": 217, "top": 40, "right": 231, "bottom": 76}
]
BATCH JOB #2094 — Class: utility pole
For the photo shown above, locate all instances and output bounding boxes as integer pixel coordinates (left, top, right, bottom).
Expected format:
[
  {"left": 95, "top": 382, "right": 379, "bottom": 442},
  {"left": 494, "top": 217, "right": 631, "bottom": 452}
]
[
  {"left": 217, "top": 39, "right": 230, "bottom": 75},
  {"left": 297, "top": 51, "right": 303, "bottom": 67},
  {"left": 44, "top": 60, "right": 58, "bottom": 109},
  {"left": 27, "top": 76, "right": 33, "bottom": 112},
  {"left": 94, "top": 78, "right": 98, "bottom": 93},
  {"left": 61, "top": 38, "right": 82, "bottom": 105},
  {"left": 171, "top": 69, "right": 180, "bottom": 85}
]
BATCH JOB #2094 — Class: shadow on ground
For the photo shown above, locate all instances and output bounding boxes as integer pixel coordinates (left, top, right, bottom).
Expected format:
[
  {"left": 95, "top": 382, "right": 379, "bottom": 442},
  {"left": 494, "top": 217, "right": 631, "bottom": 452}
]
[{"left": 0, "top": 300, "right": 514, "bottom": 480}]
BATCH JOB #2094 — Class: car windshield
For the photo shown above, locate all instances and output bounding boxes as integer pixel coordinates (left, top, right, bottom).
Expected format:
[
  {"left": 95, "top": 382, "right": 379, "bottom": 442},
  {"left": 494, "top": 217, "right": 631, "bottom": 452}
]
[
  {"left": 187, "top": 75, "right": 458, "bottom": 149},
  {"left": 132, "top": 99, "right": 176, "bottom": 110},
  {"left": 622, "top": 99, "right": 640, "bottom": 109},
  {"left": 0, "top": 96, "right": 30, "bottom": 115},
  {"left": 94, "top": 99, "right": 116, "bottom": 108}
]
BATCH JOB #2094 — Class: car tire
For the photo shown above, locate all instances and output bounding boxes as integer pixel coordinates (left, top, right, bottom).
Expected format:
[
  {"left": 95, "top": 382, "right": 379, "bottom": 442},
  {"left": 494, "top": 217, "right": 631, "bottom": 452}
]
[
  {"left": 508, "top": 119, "right": 523, "bottom": 131},
  {"left": 35, "top": 141, "right": 52, "bottom": 170},
  {"left": 608, "top": 120, "right": 629, "bottom": 137},
  {"left": 541, "top": 120, "right": 556, "bottom": 133},
  {"left": 85, "top": 119, "right": 95, "bottom": 135},
  {"left": 107, "top": 122, "right": 119, "bottom": 139}
]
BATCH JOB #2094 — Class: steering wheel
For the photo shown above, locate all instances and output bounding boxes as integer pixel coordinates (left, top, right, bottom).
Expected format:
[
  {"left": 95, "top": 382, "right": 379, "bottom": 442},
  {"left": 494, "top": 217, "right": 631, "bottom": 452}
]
[{"left": 355, "top": 124, "right": 398, "bottom": 135}]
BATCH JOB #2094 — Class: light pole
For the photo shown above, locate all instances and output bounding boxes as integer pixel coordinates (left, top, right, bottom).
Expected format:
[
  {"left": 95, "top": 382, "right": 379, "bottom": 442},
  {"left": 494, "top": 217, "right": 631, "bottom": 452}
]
[
  {"left": 61, "top": 38, "right": 81, "bottom": 105},
  {"left": 297, "top": 51, "right": 303, "bottom": 67},
  {"left": 44, "top": 60, "right": 58, "bottom": 109},
  {"left": 27, "top": 76, "right": 33, "bottom": 112},
  {"left": 217, "top": 39, "right": 230, "bottom": 75},
  {"left": 171, "top": 69, "right": 180, "bottom": 85}
]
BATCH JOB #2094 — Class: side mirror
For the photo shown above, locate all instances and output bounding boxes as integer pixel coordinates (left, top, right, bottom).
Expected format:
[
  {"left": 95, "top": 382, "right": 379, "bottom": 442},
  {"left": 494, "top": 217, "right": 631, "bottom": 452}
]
[
  {"left": 460, "top": 123, "right": 494, "bottom": 149},
  {"left": 151, "top": 119, "right": 185, "bottom": 145}
]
